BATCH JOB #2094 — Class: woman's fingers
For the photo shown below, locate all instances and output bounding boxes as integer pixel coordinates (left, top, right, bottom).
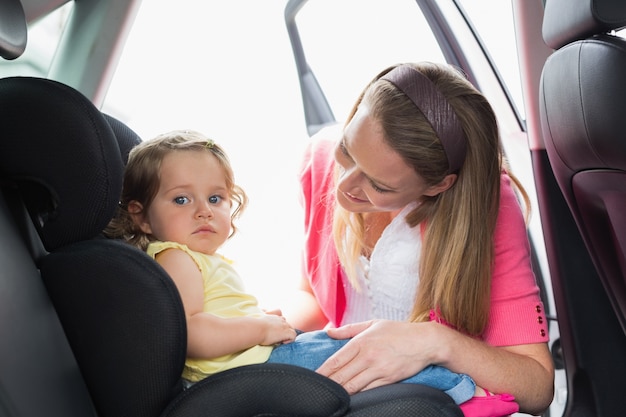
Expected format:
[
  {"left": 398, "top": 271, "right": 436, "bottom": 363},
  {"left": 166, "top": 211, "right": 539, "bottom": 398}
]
[
  {"left": 326, "top": 320, "right": 374, "bottom": 339},
  {"left": 318, "top": 320, "right": 432, "bottom": 394}
]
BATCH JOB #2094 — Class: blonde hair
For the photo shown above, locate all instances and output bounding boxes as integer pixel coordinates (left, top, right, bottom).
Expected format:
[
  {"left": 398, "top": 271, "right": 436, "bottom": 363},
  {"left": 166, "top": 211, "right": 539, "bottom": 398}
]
[
  {"left": 333, "top": 62, "right": 529, "bottom": 336},
  {"left": 104, "top": 130, "right": 247, "bottom": 251}
]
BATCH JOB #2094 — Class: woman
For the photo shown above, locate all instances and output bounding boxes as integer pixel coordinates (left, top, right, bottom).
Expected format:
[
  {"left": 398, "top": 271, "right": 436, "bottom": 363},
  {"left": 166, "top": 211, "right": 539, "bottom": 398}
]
[{"left": 287, "top": 62, "right": 554, "bottom": 415}]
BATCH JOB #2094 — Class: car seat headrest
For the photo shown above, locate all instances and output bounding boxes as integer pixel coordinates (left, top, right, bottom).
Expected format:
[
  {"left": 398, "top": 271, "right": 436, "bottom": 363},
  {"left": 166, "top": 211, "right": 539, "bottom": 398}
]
[
  {"left": 0, "top": 0, "right": 27, "bottom": 60},
  {"left": 543, "top": 0, "right": 626, "bottom": 50},
  {"left": 540, "top": 36, "right": 626, "bottom": 172},
  {"left": 102, "top": 113, "right": 142, "bottom": 164},
  {"left": 0, "top": 77, "right": 124, "bottom": 251}
]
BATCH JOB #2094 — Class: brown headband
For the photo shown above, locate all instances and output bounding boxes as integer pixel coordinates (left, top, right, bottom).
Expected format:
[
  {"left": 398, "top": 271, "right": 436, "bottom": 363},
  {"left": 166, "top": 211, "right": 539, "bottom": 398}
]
[{"left": 381, "top": 65, "right": 467, "bottom": 173}]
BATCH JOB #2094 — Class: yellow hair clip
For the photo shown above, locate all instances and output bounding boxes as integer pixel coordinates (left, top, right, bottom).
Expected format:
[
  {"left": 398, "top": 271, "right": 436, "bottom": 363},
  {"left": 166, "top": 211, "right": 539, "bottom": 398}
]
[{"left": 205, "top": 139, "right": 215, "bottom": 149}]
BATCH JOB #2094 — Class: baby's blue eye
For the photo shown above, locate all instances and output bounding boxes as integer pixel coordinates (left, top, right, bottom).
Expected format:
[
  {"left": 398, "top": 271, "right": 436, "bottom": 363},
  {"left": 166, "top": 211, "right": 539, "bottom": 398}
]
[
  {"left": 209, "top": 195, "right": 221, "bottom": 204},
  {"left": 174, "top": 196, "right": 189, "bottom": 205}
]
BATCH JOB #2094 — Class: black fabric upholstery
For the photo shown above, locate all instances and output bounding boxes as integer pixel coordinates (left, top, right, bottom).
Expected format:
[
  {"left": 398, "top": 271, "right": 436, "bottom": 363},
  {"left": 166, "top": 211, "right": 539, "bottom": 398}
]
[
  {"left": 163, "top": 363, "right": 350, "bottom": 417},
  {"left": 41, "top": 239, "right": 187, "bottom": 417},
  {"left": 0, "top": 77, "right": 124, "bottom": 252},
  {"left": 103, "top": 113, "right": 142, "bottom": 164},
  {"left": 348, "top": 384, "right": 464, "bottom": 417},
  {"left": 0, "top": 190, "right": 97, "bottom": 417},
  {"left": 540, "top": 0, "right": 626, "bottom": 333}
]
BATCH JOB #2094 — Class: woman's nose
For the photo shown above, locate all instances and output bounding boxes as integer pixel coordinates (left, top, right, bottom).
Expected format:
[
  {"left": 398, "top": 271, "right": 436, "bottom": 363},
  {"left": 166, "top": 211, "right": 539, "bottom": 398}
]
[{"left": 337, "top": 166, "right": 361, "bottom": 192}]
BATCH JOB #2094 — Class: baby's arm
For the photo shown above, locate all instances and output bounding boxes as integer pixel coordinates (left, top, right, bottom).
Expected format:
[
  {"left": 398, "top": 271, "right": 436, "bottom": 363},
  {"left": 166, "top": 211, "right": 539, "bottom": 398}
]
[
  {"left": 187, "top": 311, "right": 296, "bottom": 358},
  {"left": 155, "top": 248, "right": 296, "bottom": 359}
]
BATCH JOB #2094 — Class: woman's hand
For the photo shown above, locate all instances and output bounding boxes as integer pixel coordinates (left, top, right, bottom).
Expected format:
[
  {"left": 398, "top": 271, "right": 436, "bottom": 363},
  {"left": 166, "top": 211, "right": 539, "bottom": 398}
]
[
  {"left": 316, "top": 319, "right": 554, "bottom": 415},
  {"left": 316, "top": 319, "right": 437, "bottom": 394}
]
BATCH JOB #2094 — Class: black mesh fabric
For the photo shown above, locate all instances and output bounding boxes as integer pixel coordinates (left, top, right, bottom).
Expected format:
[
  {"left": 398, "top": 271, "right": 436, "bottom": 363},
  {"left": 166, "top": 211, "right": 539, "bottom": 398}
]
[
  {"left": 162, "top": 363, "right": 350, "bottom": 417},
  {"left": 0, "top": 77, "right": 124, "bottom": 251},
  {"left": 103, "top": 113, "right": 142, "bottom": 164},
  {"left": 41, "top": 239, "right": 187, "bottom": 417},
  {"left": 347, "top": 384, "right": 463, "bottom": 417}
]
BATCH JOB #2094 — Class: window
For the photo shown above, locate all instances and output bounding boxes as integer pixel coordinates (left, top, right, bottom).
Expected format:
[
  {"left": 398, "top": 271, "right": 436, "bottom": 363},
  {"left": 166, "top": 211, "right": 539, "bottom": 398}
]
[
  {"left": 457, "top": 0, "right": 525, "bottom": 119},
  {"left": 294, "top": 0, "right": 445, "bottom": 124}
]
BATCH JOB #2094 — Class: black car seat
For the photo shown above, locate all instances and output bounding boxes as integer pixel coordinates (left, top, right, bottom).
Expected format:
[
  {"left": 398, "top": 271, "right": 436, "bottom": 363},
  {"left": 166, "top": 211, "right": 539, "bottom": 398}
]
[
  {"left": 0, "top": 1, "right": 96, "bottom": 414},
  {"left": 103, "top": 112, "right": 143, "bottom": 164},
  {"left": 539, "top": 0, "right": 626, "bottom": 414},
  {"left": 0, "top": 75, "right": 351, "bottom": 417}
]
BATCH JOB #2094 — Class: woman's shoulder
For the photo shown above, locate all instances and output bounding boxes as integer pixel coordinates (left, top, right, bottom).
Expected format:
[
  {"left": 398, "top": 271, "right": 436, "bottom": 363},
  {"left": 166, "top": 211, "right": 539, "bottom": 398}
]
[
  {"left": 496, "top": 172, "right": 526, "bottom": 226},
  {"left": 300, "top": 125, "right": 340, "bottom": 200},
  {"left": 302, "top": 124, "right": 341, "bottom": 166}
]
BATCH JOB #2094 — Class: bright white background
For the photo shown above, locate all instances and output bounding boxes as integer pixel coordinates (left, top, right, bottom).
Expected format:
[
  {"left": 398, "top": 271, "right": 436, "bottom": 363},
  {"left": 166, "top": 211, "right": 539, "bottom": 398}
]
[
  {"left": 104, "top": 1, "right": 310, "bottom": 309},
  {"left": 102, "top": 0, "right": 524, "bottom": 313}
]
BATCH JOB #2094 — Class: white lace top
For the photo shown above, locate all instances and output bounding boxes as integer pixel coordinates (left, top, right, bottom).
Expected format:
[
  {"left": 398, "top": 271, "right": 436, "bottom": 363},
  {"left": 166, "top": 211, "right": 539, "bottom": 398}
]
[{"left": 341, "top": 202, "right": 422, "bottom": 325}]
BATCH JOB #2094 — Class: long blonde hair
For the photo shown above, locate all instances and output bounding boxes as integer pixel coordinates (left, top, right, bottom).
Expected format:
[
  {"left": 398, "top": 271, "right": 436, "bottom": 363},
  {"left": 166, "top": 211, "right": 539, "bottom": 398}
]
[
  {"left": 333, "top": 62, "right": 528, "bottom": 336},
  {"left": 104, "top": 130, "right": 247, "bottom": 251}
]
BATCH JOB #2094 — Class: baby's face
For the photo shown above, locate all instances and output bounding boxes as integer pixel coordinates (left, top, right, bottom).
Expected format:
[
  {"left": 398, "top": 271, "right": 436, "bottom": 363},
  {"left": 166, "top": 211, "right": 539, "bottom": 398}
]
[{"left": 143, "top": 149, "right": 232, "bottom": 255}]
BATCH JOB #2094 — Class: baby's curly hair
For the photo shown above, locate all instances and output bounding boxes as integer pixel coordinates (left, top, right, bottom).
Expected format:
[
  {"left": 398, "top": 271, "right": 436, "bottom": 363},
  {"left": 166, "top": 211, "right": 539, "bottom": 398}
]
[{"left": 104, "top": 130, "right": 248, "bottom": 250}]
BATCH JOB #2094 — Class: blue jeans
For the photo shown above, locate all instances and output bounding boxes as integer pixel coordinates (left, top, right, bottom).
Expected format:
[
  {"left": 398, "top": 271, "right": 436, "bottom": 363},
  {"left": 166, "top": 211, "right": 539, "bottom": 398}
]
[{"left": 267, "top": 330, "right": 475, "bottom": 405}]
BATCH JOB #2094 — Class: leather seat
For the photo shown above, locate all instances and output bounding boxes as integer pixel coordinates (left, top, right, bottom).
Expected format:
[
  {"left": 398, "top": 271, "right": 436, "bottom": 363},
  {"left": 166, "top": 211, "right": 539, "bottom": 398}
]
[
  {"left": 539, "top": 0, "right": 626, "bottom": 414},
  {"left": 540, "top": 0, "right": 626, "bottom": 336}
]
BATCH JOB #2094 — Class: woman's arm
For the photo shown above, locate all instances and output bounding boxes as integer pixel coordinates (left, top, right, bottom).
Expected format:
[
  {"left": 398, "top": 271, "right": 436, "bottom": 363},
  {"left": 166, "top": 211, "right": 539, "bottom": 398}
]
[
  {"left": 284, "top": 275, "right": 329, "bottom": 331},
  {"left": 156, "top": 248, "right": 296, "bottom": 358},
  {"left": 318, "top": 320, "right": 554, "bottom": 415}
]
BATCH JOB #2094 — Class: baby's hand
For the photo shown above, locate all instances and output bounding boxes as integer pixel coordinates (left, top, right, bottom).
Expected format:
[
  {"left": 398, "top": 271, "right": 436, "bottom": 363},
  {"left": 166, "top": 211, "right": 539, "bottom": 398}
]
[{"left": 259, "top": 313, "right": 297, "bottom": 346}]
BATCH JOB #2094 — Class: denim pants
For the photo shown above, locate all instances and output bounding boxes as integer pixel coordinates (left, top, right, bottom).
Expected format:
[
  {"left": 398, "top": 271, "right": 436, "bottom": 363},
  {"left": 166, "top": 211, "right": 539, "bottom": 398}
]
[{"left": 266, "top": 330, "right": 475, "bottom": 405}]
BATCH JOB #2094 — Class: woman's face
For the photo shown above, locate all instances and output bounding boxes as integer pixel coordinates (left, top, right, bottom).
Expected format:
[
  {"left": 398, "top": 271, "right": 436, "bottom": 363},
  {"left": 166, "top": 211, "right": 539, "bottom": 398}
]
[{"left": 334, "top": 105, "right": 441, "bottom": 213}]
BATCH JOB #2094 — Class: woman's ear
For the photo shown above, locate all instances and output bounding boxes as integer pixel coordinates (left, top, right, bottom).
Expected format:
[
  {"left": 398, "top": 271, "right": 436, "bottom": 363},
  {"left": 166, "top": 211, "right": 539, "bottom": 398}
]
[
  {"left": 128, "top": 200, "right": 152, "bottom": 234},
  {"left": 424, "top": 174, "right": 457, "bottom": 197}
]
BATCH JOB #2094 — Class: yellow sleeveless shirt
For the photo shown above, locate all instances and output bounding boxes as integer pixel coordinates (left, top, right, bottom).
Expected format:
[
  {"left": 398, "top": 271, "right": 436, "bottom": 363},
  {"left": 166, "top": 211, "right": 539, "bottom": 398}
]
[{"left": 147, "top": 241, "right": 273, "bottom": 382}]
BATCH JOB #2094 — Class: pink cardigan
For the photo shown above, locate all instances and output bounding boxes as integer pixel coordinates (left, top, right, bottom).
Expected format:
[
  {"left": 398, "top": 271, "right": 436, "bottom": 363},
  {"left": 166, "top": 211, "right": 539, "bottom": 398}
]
[{"left": 299, "top": 133, "right": 549, "bottom": 346}]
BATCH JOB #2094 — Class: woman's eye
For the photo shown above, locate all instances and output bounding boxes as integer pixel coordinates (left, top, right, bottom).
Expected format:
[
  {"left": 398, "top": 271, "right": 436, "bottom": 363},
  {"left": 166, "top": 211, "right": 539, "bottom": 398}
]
[
  {"left": 335, "top": 140, "right": 353, "bottom": 167},
  {"left": 174, "top": 196, "right": 189, "bottom": 205},
  {"left": 370, "top": 181, "right": 391, "bottom": 194},
  {"left": 339, "top": 140, "right": 350, "bottom": 157}
]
